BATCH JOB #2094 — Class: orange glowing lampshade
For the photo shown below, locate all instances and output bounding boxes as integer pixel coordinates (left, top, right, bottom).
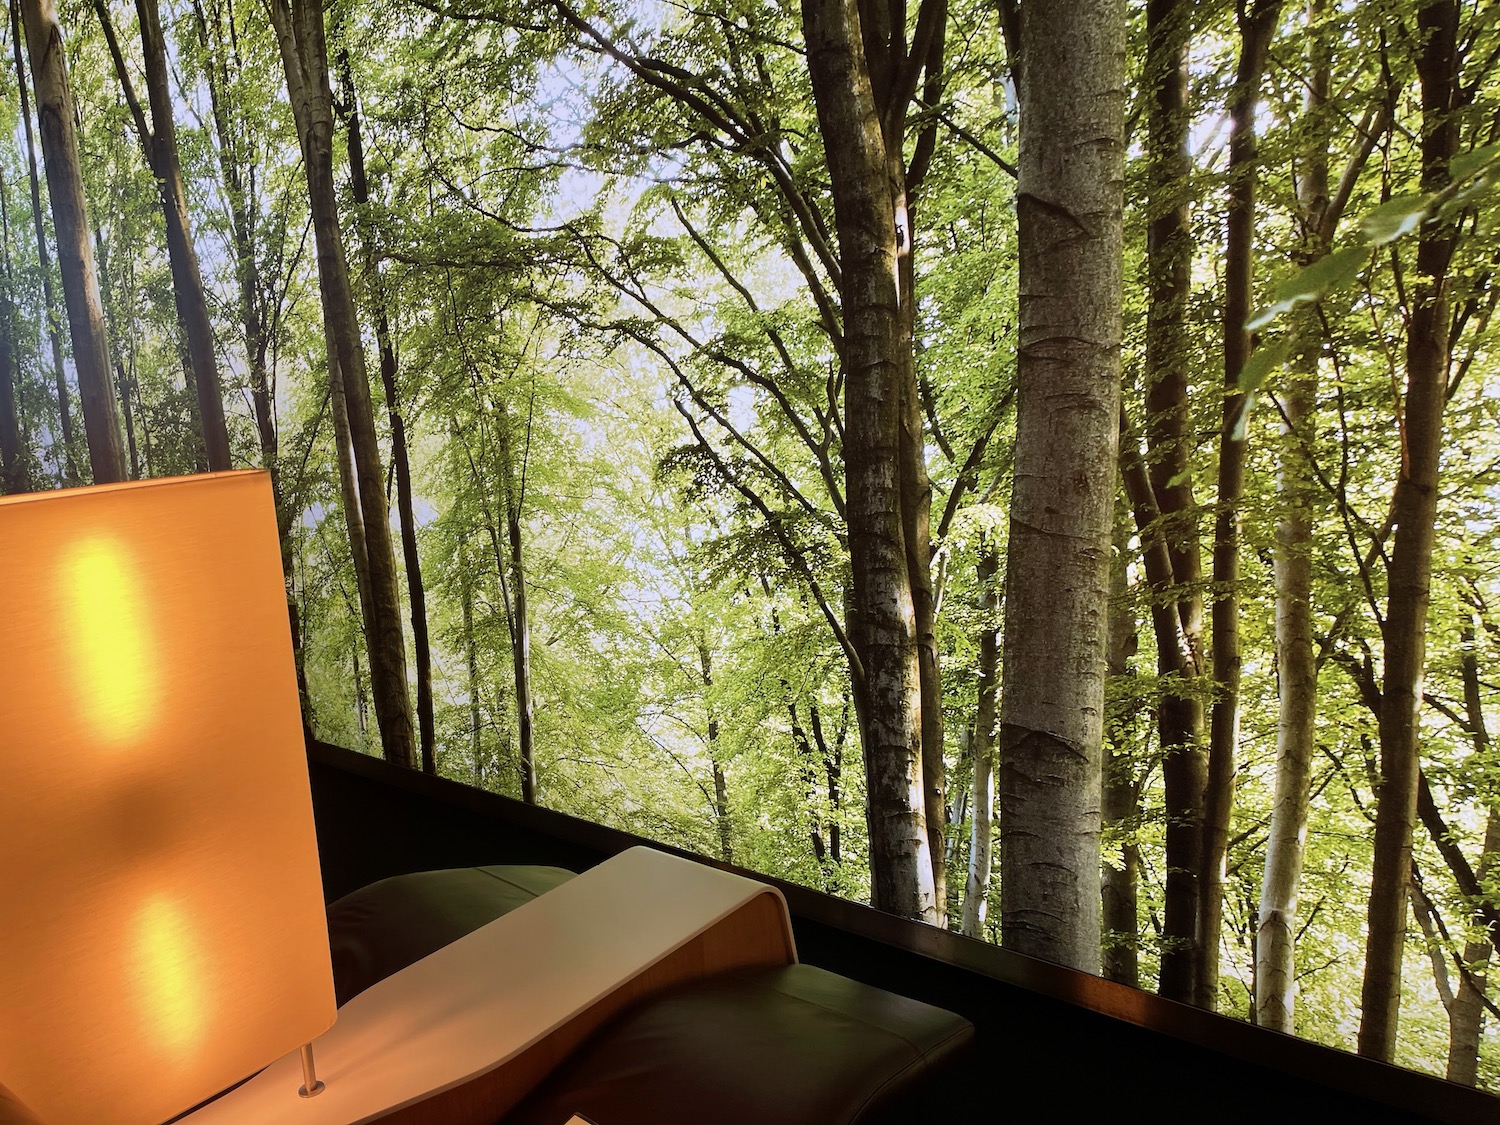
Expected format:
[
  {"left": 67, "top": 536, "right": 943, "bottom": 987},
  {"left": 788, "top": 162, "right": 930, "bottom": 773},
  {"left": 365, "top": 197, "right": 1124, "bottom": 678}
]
[{"left": 0, "top": 472, "right": 335, "bottom": 1125}]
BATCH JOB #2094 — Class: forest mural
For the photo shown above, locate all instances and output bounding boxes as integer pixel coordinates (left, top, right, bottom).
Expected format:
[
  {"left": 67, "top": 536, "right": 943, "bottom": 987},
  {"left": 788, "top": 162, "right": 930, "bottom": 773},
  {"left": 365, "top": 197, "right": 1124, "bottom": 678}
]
[{"left": 0, "top": 0, "right": 1497, "bottom": 1091}]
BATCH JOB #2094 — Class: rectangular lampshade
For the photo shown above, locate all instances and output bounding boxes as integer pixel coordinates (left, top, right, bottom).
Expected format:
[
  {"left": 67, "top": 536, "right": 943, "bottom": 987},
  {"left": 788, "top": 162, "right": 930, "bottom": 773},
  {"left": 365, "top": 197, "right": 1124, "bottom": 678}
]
[{"left": 0, "top": 472, "right": 336, "bottom": 1125}]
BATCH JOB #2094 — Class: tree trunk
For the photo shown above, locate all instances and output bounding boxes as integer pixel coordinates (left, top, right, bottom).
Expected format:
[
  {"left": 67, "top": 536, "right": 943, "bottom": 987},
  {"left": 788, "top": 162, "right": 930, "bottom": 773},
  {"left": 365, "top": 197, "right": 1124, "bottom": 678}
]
[
  {"left": 10, "top": 0, "right": 73, "bottom": 484},
  {"left": 88, "top": 224, "right": 139, "bottom": 482},
  {"left": 1357, "top": 0, "right": 1458, "bottom": 1061},
  {"left": 961, "top": 540, "right": 999, "bottom": 938},
  {"left": 0, "top": 171, "right": 25, "bottom": 495},
  {"left": 115, "top": 0, "right": 231, "bottom": 470},
  {"left": 353, "top": 634, "right": 368, "bottom": 743},
  {"left": 341, "top": 56, "right": 437, "bottom": 775},
  {"left": 1447, "top": 629, "right": 1497, "bottom": 1083},
  {"left": 801, "top": 0, "right": 937, "bottom": 922},
  {"left": 1445, "top": 810, "right": 1496, "bottom": 1085},
  {"left": 814, "top": 700, "right": 847, "bottom": 867},
  {"left": 999, "top": 0, "right": 1124, "bottom": 972},
  {"left": 463, "top": 564, "right": 483, "bottom": 786},
  {"left": 194, "top": 0, "right": 313, "bottom": 724},
  {"left": 1201, "top": 0, "right": 1281, "bottom": 1011},
  {"left": 1256, "top": 0, "right": 1328, "bottom": 1033},
  {"left": 1142, "top": 0, "right": 1208, "bottom": 1006},
  {"left": 268, "top": 0, "right": 416, "bottom": 768},
  {"left": 495, "top": 402, "right": 536, "bottom": 803},
  {"left": 792, "top": 704, "right": 829, "bottom": 867},
  {"left": 20, "top": 0, "right": 126, "bottom": 484},
  {"left": 700, "top": 639, "right": 734, "bottom": 863},
  {"left": 1103, "top": 505, "right": 1141, "bottom": 988}
]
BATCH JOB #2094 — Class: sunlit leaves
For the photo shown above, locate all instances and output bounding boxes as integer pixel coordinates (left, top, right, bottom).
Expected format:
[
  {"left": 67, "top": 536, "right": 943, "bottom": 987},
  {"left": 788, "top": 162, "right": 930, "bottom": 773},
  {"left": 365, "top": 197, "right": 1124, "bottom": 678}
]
[{"left": 1245, "top": 246, "right": 1368, "bottom": 332}]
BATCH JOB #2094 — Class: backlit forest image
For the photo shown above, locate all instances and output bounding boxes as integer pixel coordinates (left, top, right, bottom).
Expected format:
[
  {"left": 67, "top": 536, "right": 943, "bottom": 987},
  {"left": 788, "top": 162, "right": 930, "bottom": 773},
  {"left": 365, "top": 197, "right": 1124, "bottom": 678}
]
[{"left": 1, "top": 0, "right": 1498, "bottom": 1091}]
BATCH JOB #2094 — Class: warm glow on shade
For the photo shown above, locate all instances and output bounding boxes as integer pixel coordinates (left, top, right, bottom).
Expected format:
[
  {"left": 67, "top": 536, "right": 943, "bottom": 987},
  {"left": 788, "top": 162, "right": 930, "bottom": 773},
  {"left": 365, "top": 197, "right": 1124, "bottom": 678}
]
[
  {"left": 59, "top": 536, "right": 158, "bottom": 745},
  {"left": 132, "top": 894, "right": 209, "bottom": 1058},
  {"left": 0, "top": 472, "right": 336, "bottom": 1125}
]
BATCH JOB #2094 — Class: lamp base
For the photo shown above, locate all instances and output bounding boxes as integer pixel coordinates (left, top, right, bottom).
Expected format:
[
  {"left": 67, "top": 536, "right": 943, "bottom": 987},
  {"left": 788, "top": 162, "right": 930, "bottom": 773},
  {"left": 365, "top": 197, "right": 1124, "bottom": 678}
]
[{"left": 298, "top": 1043, "right": 325, "bottom": 1098}]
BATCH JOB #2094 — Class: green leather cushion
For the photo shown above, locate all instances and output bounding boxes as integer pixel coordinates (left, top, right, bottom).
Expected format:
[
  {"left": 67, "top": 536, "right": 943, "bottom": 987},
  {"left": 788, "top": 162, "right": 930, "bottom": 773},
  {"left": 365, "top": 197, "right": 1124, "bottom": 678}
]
[
  {"left": 502, "top": 962, "right": 975, "bottom": 1125},
  {"left": 326, "top": 865, "right": 576, "bottom": 1005}
]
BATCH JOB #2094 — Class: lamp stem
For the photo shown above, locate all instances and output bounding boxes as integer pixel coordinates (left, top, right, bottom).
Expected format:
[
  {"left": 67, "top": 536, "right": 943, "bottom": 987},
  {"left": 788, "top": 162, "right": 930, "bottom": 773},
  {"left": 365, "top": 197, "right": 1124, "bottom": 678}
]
[{"left": 298, "top": 1043, "right": 325, "bottom": 1098}]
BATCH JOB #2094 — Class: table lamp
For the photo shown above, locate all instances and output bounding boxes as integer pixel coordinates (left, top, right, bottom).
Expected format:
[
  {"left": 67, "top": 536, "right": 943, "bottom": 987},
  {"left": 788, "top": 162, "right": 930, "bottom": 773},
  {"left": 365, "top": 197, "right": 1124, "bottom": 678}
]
[{"left": 0, "top": 471, "right": 336, "bottom": 1125}]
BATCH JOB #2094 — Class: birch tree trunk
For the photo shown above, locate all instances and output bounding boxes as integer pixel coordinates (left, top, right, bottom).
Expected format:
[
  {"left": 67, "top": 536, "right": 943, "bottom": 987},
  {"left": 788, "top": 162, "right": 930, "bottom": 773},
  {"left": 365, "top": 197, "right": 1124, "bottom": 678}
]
[
  {"left": 1358, "top": 0, "right": 1458, "bottom": 1060},
  {"left": 1257, "top": 0, "right": 1328, "bottom": 1032},
  {"left": 268, "top": 0, "right": 416, "bottom": 768},
  {"left": 1201, "top": 0, "right": 1281, "bottom": 1011},
  {"left": 960, "top": 541, "right": 999, "bottom": 938},
  {"left": 20, "top": 0, "right": 126, "bottom": 484},
  {"left": 998, "top": 0, "right": 1124, "bottom": 971}
]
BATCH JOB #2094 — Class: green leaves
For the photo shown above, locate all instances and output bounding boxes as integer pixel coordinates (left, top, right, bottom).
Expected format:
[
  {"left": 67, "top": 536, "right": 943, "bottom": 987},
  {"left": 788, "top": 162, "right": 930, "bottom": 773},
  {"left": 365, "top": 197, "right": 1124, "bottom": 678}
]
[
  {"left": 1235, "top": 338, "right": 1291, "bottom": 394},
  {"left": 1228, "top": 340, "right": 1290, "bottom": 442},
  {"left": 1234, "top": 140, "right": 1500, "bottom": 445},
  {"left": 1358, "top": 193, "right": 1432, "bottom": 245},
  {"left": 1246, "top": 247, "right": 1368, "bottom": 331},
  {"left": 1248, "top": 144, "right": 1500, "bottom": 337},
  {"left": 1450, "top": 142, "right": 1500, "bottom": 184}
]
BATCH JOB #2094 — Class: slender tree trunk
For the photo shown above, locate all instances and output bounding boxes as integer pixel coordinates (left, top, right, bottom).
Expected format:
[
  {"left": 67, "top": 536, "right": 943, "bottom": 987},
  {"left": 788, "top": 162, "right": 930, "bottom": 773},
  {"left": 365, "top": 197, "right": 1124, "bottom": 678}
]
[
  {"left": 801, "top": 0, "right": 937, "bottom": 922},
  {"left": 88, "top": 226, "right": 140, "bottom": 483},
  {"left": 495, "top": 402, "right": 536, "bottom": 803},
  {"left": 268, "top": 0, "right": 415, "bottom": 768},
  {"left": 194, "top": 0, "right": 312, "bottom": 721},
  {"left": 1201, "top": 0, "right": 1281, "bottom": 1011},
  {"left": 815, "top": 700, "right": 847, "bottom": 867},
  {"left": 1257, "top": 0, "right": 1328, "bottom": 1032},
  {"left": 196, "top": 0, "right": 272, "bottom": 482},
  {"left": 1358, "top": 0, "right": 1458, "bottom": 1060},
  {"left": 900, "top": 208, "right": 947, "bottom": 924},
  {"left": 1445, "top": 814, "right": 1495, "bottom": 1084},
  {"left": 1447, "top": 626, "right": 1497, "bottom": 1083},
  {"left": 10, "top": 0, "right": 72, "bottom": 483},
  {"left": 961, "top": 540, "right": 999, "bottom": 938},
  {"left": 463, "top": 564, "right": 483, "bottom": 786},
  {"left": 905, "top": 373, "right": 947, "bottom": 923},
  {"left": 1103, "top": 506, "right": 1141, "bottom": 988},
  {"left": 699, "top": 639, "right": 734, "bottom": 863},
  {"left": 329, "top": 368, "right": 371, "bottom": 620},
  {"left": 999, "top": 0, "right": 1124, "bottom": 972},
  {"left": 100, "top": 0, "right": 231, "bottom": 470},
  {"left": 791, "top": 704, "right": 829, "bottom": 868},
  {"left": 20, "top": 0, "right": 126, "bottom": 484},
  {"left": 1142, "top": 0, "right": 1208, "bottom": 1005},
  {"left": 0, "top": 171, "right": 25, "bottom": 495},
  {"left": 353, "top": 635, "right": 368, "bottom": 742},
  {"left": 341, "top": 56, "right": 437, "bottom": 775}
]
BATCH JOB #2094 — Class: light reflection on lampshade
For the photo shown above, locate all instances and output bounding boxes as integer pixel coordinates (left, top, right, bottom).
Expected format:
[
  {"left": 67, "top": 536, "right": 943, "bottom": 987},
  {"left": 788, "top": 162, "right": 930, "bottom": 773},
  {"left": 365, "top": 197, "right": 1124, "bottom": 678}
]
[
  {"left": 0, "top": 472, "right": 336, "bottom": 1125},
  {"left": 59, "top": 536, "right": 158, "bottom": 746}
]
